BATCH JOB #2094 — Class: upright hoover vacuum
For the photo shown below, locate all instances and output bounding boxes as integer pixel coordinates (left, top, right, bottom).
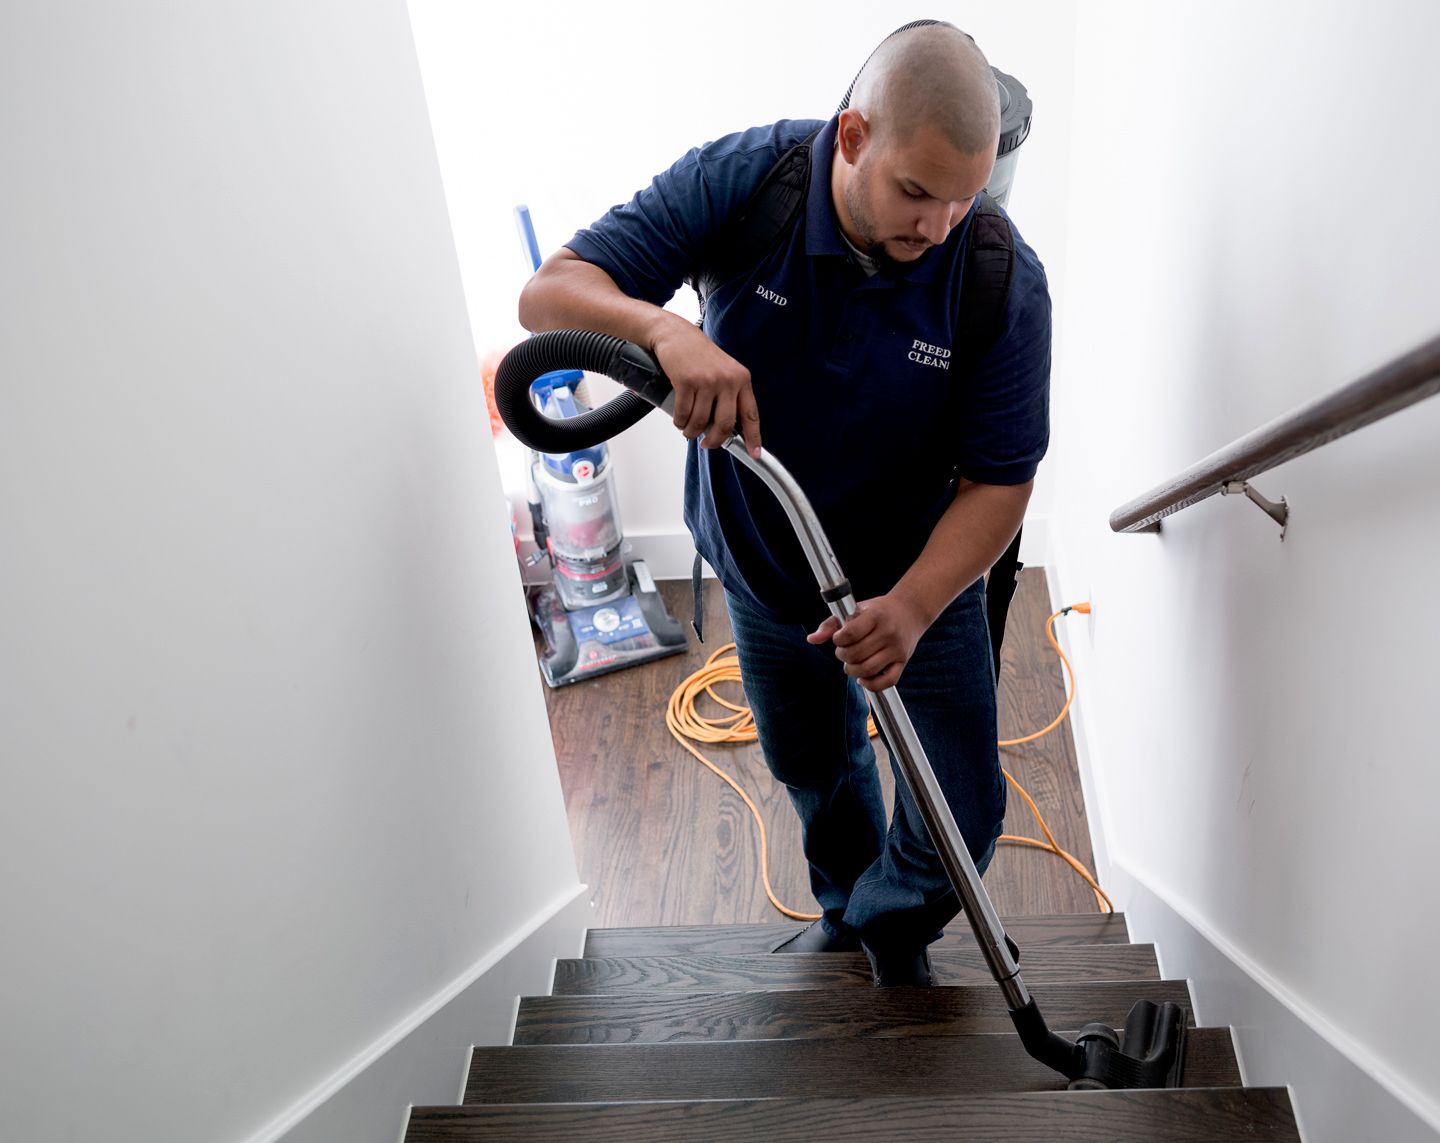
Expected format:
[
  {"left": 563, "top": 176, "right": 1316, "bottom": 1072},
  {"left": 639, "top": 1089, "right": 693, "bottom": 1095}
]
[
  {"left": 521, "top": 367, "right": 686, "bottom": 686},
  {"left": 511, "top": 206, "right": 686, "bottom": 687},
  {"left": 492, "top": 331, "right": 1189, "bottom": 1090}
]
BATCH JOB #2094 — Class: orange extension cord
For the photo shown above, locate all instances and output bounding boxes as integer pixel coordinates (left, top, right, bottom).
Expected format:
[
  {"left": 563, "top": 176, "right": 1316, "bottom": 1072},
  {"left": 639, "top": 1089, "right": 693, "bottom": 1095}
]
[{"left": 664, "top": 604, "right": 1114, "bottom": 921}]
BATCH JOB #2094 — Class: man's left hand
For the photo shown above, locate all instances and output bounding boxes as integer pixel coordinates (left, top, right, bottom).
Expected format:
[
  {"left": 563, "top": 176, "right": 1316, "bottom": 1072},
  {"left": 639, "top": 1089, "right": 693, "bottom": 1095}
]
[{"left": 806, "top": 593, "right": 930, "bottom": 693}]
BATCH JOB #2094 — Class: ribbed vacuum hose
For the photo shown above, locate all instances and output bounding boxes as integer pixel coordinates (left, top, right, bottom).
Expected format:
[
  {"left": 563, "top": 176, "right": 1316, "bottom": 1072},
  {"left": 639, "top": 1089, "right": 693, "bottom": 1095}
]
[{"left": 494, "top": 329, "right": 664, "bottom": 453}]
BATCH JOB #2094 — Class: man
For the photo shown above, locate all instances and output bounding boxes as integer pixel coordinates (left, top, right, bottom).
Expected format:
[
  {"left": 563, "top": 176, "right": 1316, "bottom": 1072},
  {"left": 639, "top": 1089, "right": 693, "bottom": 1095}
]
[{"left": 519, "top": 24, "right": 1051, "bottom": 985}]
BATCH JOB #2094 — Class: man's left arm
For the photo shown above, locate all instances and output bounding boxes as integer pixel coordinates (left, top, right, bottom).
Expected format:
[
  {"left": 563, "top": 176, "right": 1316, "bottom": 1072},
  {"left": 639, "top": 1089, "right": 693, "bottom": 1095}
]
[
  {"left": 807, "top": 477, "right": 1032, "bottom": 691},
  {"left": 809, "top": 225, "right": 1052, "bottom": 691}
]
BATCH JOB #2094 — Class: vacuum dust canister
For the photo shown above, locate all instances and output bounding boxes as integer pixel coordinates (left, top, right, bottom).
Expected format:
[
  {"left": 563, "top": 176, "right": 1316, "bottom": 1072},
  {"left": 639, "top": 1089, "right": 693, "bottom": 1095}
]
[{"left": 529, "top": 370, "right": 628, "bottom": 608}]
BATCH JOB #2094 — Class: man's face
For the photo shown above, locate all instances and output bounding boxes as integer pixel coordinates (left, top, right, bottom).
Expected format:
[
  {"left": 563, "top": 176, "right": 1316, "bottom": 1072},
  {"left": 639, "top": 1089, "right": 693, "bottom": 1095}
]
[{"left": 841, "top": 123, "right": 996, "bottom": 270}]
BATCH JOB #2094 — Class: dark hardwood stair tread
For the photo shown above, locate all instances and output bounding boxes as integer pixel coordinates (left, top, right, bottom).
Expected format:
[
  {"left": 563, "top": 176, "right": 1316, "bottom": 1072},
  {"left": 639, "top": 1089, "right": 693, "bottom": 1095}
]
[
  {"left": 553, "top": 943, "right": 1158, "bottom": 993},
  {"left": 583, "top": 911, "right": 1128, "bottom": 957},
  {"left": 409, "top": 1087, "right": 1300, "bottom": 1142},
  {"left": 465, "top": 1027, "right": 1237, "bottom": 1103},
  {"left": 514, "top": 978, "right": 1194, "bottom": 1044}
]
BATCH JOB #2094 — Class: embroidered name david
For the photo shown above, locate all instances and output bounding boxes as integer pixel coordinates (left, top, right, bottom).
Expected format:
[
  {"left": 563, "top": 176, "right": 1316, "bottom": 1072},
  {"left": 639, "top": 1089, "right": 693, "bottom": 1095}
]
[
  {"left": 908, "top": 339, "right": 951, "bottom": 370},
  {"left": 755, "top": 284, "right": 788, "bottom": 306}
]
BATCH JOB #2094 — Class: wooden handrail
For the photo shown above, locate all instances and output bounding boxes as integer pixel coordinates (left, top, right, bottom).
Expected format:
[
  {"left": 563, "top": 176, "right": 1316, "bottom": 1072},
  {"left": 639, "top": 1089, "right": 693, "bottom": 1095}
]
[{"left": 1110, "top": 332, "right": 1440, "bottom": 534}]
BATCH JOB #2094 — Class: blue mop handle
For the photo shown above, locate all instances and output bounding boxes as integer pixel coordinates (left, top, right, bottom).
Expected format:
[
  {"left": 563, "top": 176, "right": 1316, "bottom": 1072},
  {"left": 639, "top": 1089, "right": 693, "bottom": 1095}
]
[{"left": 514, "top": 205, "right": 543, "bottom": 273}]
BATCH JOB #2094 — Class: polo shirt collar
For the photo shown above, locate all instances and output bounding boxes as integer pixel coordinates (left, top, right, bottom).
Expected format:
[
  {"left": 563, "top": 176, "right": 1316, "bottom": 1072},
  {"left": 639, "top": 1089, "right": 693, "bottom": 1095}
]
[
  {"left": 804, "top": 117, "right": 848, "bottom": 258},
  {"left": 804, "top": 115, "right": 976, "bottom": 286}
]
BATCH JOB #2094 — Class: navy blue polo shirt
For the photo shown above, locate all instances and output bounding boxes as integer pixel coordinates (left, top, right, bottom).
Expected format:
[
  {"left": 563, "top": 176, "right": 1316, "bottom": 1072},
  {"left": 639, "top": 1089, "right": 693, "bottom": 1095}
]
[{"left": 567, "top": 117, "right": 1051, "bottom": 623}]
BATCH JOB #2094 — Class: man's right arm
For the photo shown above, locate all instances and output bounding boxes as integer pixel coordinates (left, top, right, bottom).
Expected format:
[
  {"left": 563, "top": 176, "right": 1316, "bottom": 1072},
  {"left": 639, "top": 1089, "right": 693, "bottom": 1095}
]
[{"left": 519, "top": 248, "right": 761, "bottom": 457}]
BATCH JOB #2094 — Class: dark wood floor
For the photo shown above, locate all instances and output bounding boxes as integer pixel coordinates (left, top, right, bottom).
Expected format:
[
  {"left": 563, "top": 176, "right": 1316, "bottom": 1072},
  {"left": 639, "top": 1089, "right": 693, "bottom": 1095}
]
[{"left": 539, "top": 567, "right": 1099, "bottom": 927}]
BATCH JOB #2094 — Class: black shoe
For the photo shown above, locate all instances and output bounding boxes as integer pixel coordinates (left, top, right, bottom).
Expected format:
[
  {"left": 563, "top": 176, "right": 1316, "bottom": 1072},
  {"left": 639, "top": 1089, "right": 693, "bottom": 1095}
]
[
  {"left": 771, "top": 920, "right": 862, "bottom": 953},
  {"left": 863, "top": 944, "right": 933, "bottom": 987}
]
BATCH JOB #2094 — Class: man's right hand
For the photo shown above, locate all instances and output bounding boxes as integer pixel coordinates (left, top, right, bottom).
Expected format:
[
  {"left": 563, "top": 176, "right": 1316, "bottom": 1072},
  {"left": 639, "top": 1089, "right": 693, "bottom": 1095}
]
[
  {"left": 519, "top": 249, "right": 762, "bottom": 459},
  {"left": 651, "top": 318, "right": 762, "bottom": 458}
]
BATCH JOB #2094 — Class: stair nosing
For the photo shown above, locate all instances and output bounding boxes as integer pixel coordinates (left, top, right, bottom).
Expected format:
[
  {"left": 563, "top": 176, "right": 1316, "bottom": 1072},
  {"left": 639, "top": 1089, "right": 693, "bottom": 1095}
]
[
  {"left": 582, "top": 912, "right": 1130, "bottom": 958},
  {"left": 551, "top": 943, "right": 1160, "bottom": 993}
]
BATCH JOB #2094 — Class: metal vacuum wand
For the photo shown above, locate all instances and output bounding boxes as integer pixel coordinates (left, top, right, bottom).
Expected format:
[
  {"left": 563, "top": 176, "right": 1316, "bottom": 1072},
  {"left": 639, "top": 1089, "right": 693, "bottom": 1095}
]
[{"left": 720, "top": 437, "right": 1028, "bottom": 1005}]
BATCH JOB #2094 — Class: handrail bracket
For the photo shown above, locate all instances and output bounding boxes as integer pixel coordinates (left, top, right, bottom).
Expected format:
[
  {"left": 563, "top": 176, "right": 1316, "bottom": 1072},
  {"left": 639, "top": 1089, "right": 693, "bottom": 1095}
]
[{"left": 1221, "top": 480, "right": 1288, "bottom": 539}]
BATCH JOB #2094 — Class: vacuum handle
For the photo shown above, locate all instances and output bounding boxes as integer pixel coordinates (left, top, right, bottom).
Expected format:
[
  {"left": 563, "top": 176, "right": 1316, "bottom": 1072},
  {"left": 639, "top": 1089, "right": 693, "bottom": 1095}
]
[{"left": 493, "top": 330, "right": 674, "bottom": 453}]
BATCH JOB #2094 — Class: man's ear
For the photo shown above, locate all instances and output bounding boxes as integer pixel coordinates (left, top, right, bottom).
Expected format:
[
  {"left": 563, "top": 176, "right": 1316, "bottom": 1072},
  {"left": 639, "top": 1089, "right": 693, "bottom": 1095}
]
[{"left": 836, "top": 108, "right": 870, "bottom": 164}]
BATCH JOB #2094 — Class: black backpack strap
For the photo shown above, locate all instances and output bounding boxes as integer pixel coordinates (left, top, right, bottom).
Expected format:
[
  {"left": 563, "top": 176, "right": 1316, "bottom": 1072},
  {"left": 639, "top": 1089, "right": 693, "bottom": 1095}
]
[
  {"left": 955, "top": 192, "right": 1014, "bottom": 374},
  {"left": 691, "top": 550, "right": 705, "bottom": 643},
  {"left": 682, "top": 129, "right": 820, "bottom": 631},
  {"left": 955, "top": 194, "right": 1023, "bottom": 680},
  {"left": 687, "top": 129, "right": 821, "bottom": 325},
  {"left": 986, "top": 527, "right": 1024, "bottom": 680}
]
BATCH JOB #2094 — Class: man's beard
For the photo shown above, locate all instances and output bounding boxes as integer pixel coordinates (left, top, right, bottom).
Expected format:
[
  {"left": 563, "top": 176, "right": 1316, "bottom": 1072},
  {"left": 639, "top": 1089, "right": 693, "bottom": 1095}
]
[
  {"left": 844, "top": 178, "right": 913, "bottom": 275},
  {"left": 864, "top": 240, "right": 909, "bottom": 275}
]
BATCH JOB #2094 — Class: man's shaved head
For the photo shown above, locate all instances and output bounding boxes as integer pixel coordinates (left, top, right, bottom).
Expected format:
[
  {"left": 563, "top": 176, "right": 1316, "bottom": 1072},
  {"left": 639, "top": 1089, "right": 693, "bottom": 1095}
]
[{"left": 848, "top": 24, "right": 1000, "bottom": 155}]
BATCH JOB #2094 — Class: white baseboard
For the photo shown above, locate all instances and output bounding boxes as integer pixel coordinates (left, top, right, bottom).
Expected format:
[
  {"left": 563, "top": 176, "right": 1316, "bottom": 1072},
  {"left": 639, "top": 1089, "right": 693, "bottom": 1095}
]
[
  {"left": 242, "top": 885, "right": 592, "bottom": 1143},
  {"left": 1034, "top": 523, "right": 1115, "bottom": 889},
  {"left": 622, "top": 531, "right": 713, "bottom": 582},
  {"left": 1110, "top": 863, "right": 1440, "bottom": 1143},
  {"left": 1043, "top": 527, "right": 1438, "bottom": 1142}
]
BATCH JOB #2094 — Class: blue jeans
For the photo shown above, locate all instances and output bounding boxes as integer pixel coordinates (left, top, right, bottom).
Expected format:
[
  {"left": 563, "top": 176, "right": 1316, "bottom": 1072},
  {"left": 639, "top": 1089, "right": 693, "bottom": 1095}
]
[{"left": 725, "top": 579, "right": 1005, "bottom": 954}]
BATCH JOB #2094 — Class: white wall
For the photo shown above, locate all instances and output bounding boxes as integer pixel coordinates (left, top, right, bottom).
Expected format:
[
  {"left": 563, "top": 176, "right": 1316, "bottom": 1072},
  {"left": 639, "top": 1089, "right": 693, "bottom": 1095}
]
[
  {"left": 0, "top": 5, "right": 581, "bottom": 1142},
  {"left": 408, "top": 0, "right": 1077, "bottom": 573},
  {"left": 1050, "top": 3, "right": 1440, "bottom": 1138}
]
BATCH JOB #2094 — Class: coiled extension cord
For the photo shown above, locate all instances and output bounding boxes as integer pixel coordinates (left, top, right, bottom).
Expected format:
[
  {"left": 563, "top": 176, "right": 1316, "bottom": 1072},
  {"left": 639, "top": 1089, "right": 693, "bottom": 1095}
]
[{"left": 664, "top": 603, "right": 1113, "bottom": 920}]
